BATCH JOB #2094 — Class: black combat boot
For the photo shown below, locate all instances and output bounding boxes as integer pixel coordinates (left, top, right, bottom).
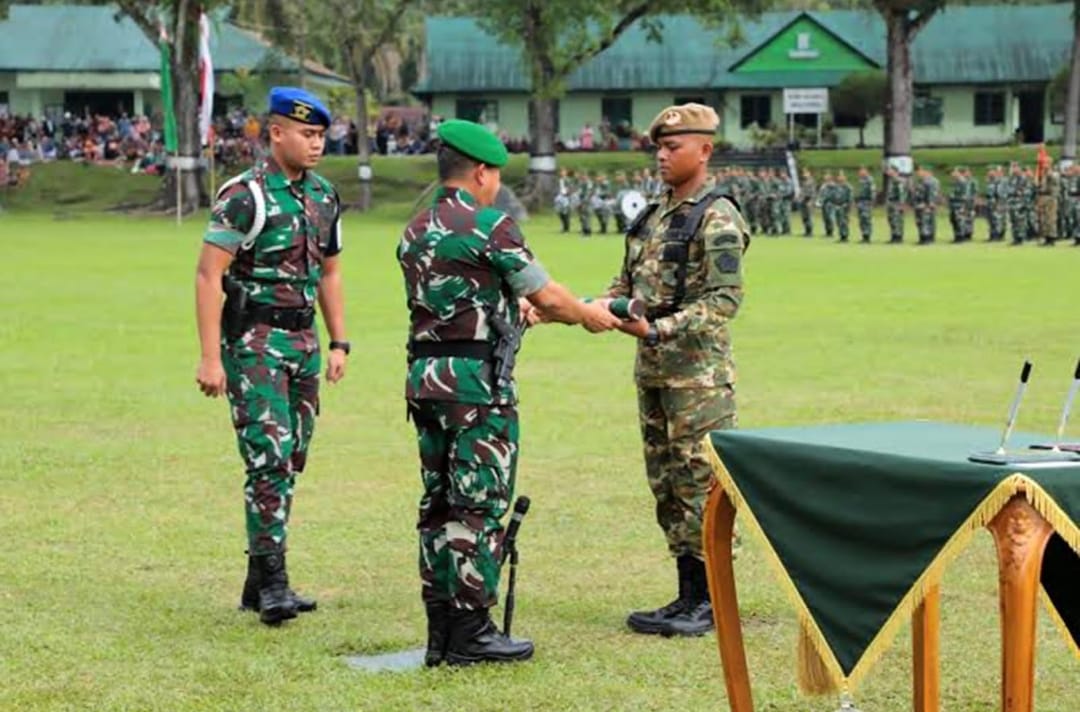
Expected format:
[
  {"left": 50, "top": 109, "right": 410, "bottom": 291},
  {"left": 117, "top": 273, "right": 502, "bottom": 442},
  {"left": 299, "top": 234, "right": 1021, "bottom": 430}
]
[
  {"left": 444, "top": 607, "right": 534, "bottom": 666},
  {"left": 253, "top": 550, "right": 298, "bottom": 626},
  {"left": 559, "top": 214, "right": 570, "bottom": 233},
  {"left": 626, "top": 556, "right": 690, "bottom": 634},
  {"left": 239, "top": 553, "right": 317, "bottom": 613},
  {"left": 663, "top": 556, "right": 715, "bottom": 637},
  {"left": 425, "top": 601, "right": 450, "bottom": 667}
]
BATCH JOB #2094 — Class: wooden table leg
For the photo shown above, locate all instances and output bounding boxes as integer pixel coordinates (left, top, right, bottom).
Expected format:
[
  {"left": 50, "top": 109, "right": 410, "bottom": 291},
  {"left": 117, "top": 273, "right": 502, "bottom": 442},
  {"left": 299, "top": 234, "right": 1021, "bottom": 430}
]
[
  {"left": 704, "top": 486, "right": 754, "bottom": 712},
  {"left": 912, "top": 584, "right": 941, "bottom": 712},
  {"left": 987, "top": 494, "right": 1054, "bottom": 712}
]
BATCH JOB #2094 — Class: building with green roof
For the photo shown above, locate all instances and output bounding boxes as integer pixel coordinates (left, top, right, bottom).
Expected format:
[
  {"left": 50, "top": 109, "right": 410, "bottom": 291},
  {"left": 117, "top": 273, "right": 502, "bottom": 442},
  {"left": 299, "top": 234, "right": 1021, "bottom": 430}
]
[
  {"left": 0, "top": 4, "right": 347, "bottom": 119},
  {"left": 414, "top": 4, "right": 1074, "bottom": 148}
]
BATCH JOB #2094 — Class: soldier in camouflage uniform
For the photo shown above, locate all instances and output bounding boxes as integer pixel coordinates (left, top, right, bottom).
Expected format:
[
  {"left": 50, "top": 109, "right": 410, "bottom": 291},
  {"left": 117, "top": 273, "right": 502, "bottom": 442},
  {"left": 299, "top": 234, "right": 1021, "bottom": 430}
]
[
  {"left": 885, "top": 167, "right": 906, "bottom": 243},
  {"left": 798, "top": 168, "right": 816, "bottom": 237},
  {"left": 947, "top": 167, "right": 966, "bottom": 243},
  {"left": 398, "top": 119, "right": 621, "bottom": 666},
  {"left": 961, "top": 166, "right": 977, "bottom": 242},
  {"left": 593, "top": 171, "right": 614, "bottom": 234},
  {"left": 554, "top": 167, "right": 574, "bottom": 233},
  {"left": 1023, "top": 167, "right": 1039, "bottom": 241},
  {"left": 775, "top": 169, "right": 793, "bottom": 235},
  {"left": 576, "top": 170, "right": 595, "bottom": 236},
  {"left": 603, "top": 104, "right": 749, "bottom": 638},
  {"left": 834, "top": 170, "right": 853, "bottom": 242},
  {"left": 1036, "top": 163, "right": 1061, "bottom": 246},
  {"left": 818, "top": 171, "right": 836, "bottom": 238},
  {"left": 759, "top": 168, "right": 776, "bottom": 235},
  {"left": 985, "top": 166, "right": 1007, "bottom": 242},
  {"left": 914, "top": 166, "right": 940, "bottom": 244},
  {"left": 1068, "top": 165, "right": 1080, "bottom": 245},
  {"left": 855, "top": 167, "right": 875, "bottom": 243},
  {"left": 196, "top": 88, "right": 347, "bottom": 627},
  {"left": 1008, "top": 163, "right": 1028, "bottom": 245}
]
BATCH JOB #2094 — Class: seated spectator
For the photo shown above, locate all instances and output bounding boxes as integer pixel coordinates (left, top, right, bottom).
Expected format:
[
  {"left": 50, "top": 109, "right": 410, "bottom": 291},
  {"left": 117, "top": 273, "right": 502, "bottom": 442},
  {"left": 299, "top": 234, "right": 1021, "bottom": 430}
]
[{"left": 39, "top": 136, "right": 58, "bottom": 161}]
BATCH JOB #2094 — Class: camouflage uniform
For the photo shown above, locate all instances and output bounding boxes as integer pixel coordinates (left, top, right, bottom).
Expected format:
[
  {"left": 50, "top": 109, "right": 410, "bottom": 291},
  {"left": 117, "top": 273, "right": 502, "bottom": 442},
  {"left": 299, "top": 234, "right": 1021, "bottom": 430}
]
[
  {"left": 799, "top": 171, "right": 816, "bottom": 237},
  {"left": 1036, "top": 168, "right": 1060, "bottom": 244},
  {"left": 397, "top": 186, "right": 550, "bottom": 611},
  {"left": 554, "top": 172, "right": 574, "bottom": 233},
  {"left": 986, "top": 168, "right": 1007, "bottom": 242},
  {"left": 885, "top": 173, "right": 906, "bottom": 243},
  {"left": 948, "top": 170, "right": 966, "bottom": 243},
  {"left": 577, "top": 174, "right": 595, "bottom": 236},
  {"left": 744, "top": 173, "right": 761, "bottom": 235},
  {"left": 593, "top": 174, "right": 614, "bottom": 234},
  {"left": 205, "top": 156, "right": 342, "bottom": 557},
  {"left": 606, "top": 178, "right": 749, "bottom": 560},
  {"left": 914, "top": 172, "right": 939, "bottom": 244},
  {"left": 1068, "top": 167, "right": 1080, "bottom": 244},
  {"left": 855, "top": 173, "right": 875, "bottom": 242},
  {"left": 834, "top": 176, "right": 853, "bottom": 242},
  {"left": 961, "top": 170, "right": 977, "bottom": 241},
  {"left": 819, "top": 176, "right": 836, "bottom": 237},
  {"left": 1008, "top": 168, "right": 1029, "bottom": 244},
  {"left": 776, "top": 172, "right": 793, "bottom": 235}
]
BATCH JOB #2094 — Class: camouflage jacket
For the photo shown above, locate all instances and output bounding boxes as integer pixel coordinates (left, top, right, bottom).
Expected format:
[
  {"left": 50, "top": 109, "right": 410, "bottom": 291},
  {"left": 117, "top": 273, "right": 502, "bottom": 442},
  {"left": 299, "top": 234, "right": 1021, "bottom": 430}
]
[
  {"left": 855, "top": 175, "right": 875, "bottom": 203},
  {"left": 885, "top": 177, "right": 906, "bottom": 205},
  {"left": 834, "top": 182, "right": 853, "bottom": 208},
  {"left": 606, "top": 178, "right": 749, "bottom": 389},
  {"left": 800, "top": 176, "right": 816, "bottom": 204},
  {"left": 397, "top": 187, "right": 550, "bottom": 405},
  {"left": 205, "top": 157, "right": 342, "bottom": 308}
]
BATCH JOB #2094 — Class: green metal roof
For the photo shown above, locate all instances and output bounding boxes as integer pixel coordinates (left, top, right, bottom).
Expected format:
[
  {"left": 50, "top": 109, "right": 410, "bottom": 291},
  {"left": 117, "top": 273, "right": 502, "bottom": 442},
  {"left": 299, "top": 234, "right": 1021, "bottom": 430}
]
[
  {"left": 0, "top": 4, "right": 347, "bottom": 82},
  {"left": 416, "top": 4, "right": 1074, "bottom": 94}
]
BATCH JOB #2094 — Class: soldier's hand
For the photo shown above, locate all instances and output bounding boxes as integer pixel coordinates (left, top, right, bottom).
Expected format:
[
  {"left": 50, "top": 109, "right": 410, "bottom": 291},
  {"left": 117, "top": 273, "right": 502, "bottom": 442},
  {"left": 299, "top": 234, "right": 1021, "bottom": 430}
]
[
  {"left": 326, "top": 349, "right": 347, "bottom": 384},
  {"left": 580, "top": 302, "right": 622, "bottom": 333},
  {"left": 619, "top": 317, "right": 651, "bottom": 339},
  {"left": 196, "top": 358, "right": 227, "bottom": 398}
]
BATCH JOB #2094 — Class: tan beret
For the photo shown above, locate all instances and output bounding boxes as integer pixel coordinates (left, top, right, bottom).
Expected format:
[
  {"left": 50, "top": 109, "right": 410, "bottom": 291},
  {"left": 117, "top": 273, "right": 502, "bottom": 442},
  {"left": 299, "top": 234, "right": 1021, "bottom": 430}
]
[{"left": 648, "top": 103, "right": 720, "bottom": 142}]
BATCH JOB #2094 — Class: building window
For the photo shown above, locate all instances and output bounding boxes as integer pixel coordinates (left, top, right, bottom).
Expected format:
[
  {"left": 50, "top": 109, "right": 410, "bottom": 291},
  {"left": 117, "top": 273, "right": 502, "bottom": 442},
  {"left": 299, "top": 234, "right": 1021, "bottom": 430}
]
[
  {"left": 974, "top": 91, "right": 1005, "bottom": 126},
  {"left": 64, "top": 91, "right": 134, "bottom": 117},
  {"left": 528, "top": 100, "right": 560, "bottom": 136},
  {"left": 832, "top": 109, "right": 864, "bottom": 128},
  {"left": 455, "top": 98, "right": 499, "bottom": 126},
  {"left": 601, "top": 96, "right": 633, "bottom": 129},
  {"left": 740, "top": 94, "right": 772, "bottom": 129},
  {"left": 913, "top": 88, "right": 943, "bottom": 127}
]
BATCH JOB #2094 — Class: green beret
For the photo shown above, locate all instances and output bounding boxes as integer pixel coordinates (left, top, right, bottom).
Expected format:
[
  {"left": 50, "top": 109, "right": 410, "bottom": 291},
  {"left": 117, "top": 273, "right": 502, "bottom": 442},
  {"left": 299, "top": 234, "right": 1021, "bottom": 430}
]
[{"left": 436, "top": 119, "right": 508, "bottom": 168}]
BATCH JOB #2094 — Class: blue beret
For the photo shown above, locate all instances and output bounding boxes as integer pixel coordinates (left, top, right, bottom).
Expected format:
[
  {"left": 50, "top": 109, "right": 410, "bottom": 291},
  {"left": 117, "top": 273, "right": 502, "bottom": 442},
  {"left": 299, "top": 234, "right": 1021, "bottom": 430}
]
[
  {"left": 437, "top": 119, "right": 508, "bottom": 168},
  {"left": 268, "top": 86, "right": 330, "bottom": 127}
]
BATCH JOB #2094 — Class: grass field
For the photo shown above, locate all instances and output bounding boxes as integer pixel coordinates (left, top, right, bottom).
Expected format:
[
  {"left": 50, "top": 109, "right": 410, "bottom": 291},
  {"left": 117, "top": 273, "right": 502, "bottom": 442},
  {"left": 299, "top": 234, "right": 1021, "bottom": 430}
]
[{"left": 2, "top": 207, "right": 1078, "bottom": 711}]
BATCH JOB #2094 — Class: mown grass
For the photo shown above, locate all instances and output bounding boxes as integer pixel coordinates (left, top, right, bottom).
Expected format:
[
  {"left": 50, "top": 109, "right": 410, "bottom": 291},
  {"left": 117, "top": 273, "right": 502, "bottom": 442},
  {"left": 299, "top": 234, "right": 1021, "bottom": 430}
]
[{"left": 1, "top": 206, "right": 1077, "bottom": 711}]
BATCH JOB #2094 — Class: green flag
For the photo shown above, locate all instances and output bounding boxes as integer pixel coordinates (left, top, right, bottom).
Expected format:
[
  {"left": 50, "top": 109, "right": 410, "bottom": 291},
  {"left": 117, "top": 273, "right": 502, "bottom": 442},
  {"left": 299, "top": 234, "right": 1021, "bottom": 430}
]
[{"left": 159, "top": 39, "right": 178, "bottom": 154}]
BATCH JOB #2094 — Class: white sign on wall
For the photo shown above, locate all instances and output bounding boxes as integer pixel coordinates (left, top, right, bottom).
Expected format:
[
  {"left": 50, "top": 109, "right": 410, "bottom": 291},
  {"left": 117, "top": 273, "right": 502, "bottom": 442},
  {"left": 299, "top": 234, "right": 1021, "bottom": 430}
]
[{"left": 783, "top": 88, "right": 829, "bottom": 115}]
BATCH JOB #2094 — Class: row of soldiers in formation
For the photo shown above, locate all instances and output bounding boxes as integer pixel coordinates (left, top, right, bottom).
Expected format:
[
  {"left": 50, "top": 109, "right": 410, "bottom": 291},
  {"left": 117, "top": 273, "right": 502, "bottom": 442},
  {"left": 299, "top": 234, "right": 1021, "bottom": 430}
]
[
  {"left": 555, "top": 162, "right": 1080, "bottom": 245},
  {"left": 554, "top": 167, "right": 664, "bottom": 235}
]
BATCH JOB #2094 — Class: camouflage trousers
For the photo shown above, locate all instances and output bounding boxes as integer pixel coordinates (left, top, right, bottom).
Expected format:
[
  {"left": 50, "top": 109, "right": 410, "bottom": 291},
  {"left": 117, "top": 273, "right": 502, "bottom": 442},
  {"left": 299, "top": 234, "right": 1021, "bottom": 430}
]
[
  {"left": 409, "top": 400, "right": 518, "bottom": 610},
  {"left": 638, "top": 385, "right": 736, "bottom": 560},
  {"left": 988, "top": 204, "right": 1007, "bottom": 240},
  {"left": 746, "top": 199, "right": 760, "bottom": 234},
  {"left": 821, "top": 204, "right": 835, "bottom": 236},
  {"left": 775, "top": 200, "right": 791, "bottom": 235},
  {"left": 856, "top": 201, "right": 873, "bottom": 241},
  {"left": 916, "top": 207, "right": 936, "bottom": 241},
  {"left": 578, "top": 205, "right": 594, "bottom": 235},
  {"left": 835, "top": 205, "right": 851, "bottom": 241},
  {"left": 1037, "top": 196, "right": 1058, "bottom": 240},
  {"left": 1009, "top": 207, "right": 1029, "bottom": 243},
  {"left": 799, "top": 201, "right": 813, "bottom": 236},
  {"left": 224, "top": 326, "right": 320, "bottom": 556},
  {"left": 886, "top": 204, "right": 904, "bottom": 241}
]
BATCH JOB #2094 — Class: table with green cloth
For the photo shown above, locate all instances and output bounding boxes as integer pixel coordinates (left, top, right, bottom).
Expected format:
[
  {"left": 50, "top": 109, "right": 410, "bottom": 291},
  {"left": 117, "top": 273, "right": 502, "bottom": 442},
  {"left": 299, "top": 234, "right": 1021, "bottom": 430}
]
[{"left": 701, "top": 421, "right": 1080, "bottom": 712}]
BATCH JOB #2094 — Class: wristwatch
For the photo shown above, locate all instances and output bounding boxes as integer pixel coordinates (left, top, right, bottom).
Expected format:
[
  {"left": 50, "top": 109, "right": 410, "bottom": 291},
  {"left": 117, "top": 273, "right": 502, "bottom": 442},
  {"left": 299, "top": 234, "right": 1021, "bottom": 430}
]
[
  {"left": 329, "top": 340, "right": 351, "bottom": 355},
  {"left": 643, "top": 324, "right": 660, "bottom": 347}
]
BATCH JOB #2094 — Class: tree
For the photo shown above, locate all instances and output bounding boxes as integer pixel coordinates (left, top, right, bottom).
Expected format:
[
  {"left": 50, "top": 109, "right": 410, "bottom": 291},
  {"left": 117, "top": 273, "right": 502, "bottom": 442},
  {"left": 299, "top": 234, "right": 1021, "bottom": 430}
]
[
  {"left": 1063, "top": 0, "right": 1080, "bottom": 165},
  {"left": 830, "top": 69, "right": 887, "bottom": 148},
  {"left": 325, "top": 0, "right": 418, "bottom": 211},
  {"left": 871, "top": 0, "right": 945, "bottom": 177},
  {"left": 456, "top": 0, "right": 768, "bottom": 209},
  {"left": 117, "top": 0, "right": 219, "bottom": 213}
]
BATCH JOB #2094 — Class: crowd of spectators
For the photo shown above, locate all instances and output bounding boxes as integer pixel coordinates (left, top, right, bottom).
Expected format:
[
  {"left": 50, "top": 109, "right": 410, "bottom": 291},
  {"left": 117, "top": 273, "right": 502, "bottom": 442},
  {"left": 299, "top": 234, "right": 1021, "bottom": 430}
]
[{"left": 1, "top": 106, "right": 650, "bottom": 188}]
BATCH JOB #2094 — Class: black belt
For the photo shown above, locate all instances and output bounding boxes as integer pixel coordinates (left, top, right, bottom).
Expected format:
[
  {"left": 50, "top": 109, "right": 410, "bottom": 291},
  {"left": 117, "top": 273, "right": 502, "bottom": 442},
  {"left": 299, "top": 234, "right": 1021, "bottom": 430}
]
[
  {"left": 408, "top": 340, "right": 495, "bottom": 360},
  {"left": 247, "top": 306, "right": 315, "bottom": 331}
]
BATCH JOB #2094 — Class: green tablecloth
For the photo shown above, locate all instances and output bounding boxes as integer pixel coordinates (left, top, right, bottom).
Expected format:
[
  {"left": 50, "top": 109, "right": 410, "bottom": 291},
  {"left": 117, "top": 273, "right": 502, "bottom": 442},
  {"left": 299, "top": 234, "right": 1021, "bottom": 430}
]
[{"left": 707, "top": 421, "right": 1080, "bottom": 690}]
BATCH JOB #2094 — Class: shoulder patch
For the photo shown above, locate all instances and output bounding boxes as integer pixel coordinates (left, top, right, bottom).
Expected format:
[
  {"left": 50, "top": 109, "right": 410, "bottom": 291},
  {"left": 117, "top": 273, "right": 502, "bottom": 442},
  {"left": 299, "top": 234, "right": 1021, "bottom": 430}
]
[{"left": 716, "top": 252, "right": 740, "bottom": 273}]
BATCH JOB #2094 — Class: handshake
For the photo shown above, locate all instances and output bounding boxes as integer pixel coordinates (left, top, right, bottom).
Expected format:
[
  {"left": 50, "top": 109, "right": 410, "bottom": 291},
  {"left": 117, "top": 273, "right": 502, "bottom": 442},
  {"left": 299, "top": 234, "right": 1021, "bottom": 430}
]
[{"left": 520, "top": 293, "right": 651, "bottom": 337}]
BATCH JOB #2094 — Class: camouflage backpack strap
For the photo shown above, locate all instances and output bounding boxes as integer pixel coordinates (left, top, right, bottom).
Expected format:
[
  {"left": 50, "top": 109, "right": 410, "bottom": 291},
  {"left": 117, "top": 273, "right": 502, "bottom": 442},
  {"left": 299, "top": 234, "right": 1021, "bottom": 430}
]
[
  {"left": 664, "top": 189, "right": 733, "bottom": 310},
  {"left": 620, "top": 200, "right": 660, "bottom": 287},
  {"left": 216, "top": 171, "right": 267, "bottom": 251}
]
